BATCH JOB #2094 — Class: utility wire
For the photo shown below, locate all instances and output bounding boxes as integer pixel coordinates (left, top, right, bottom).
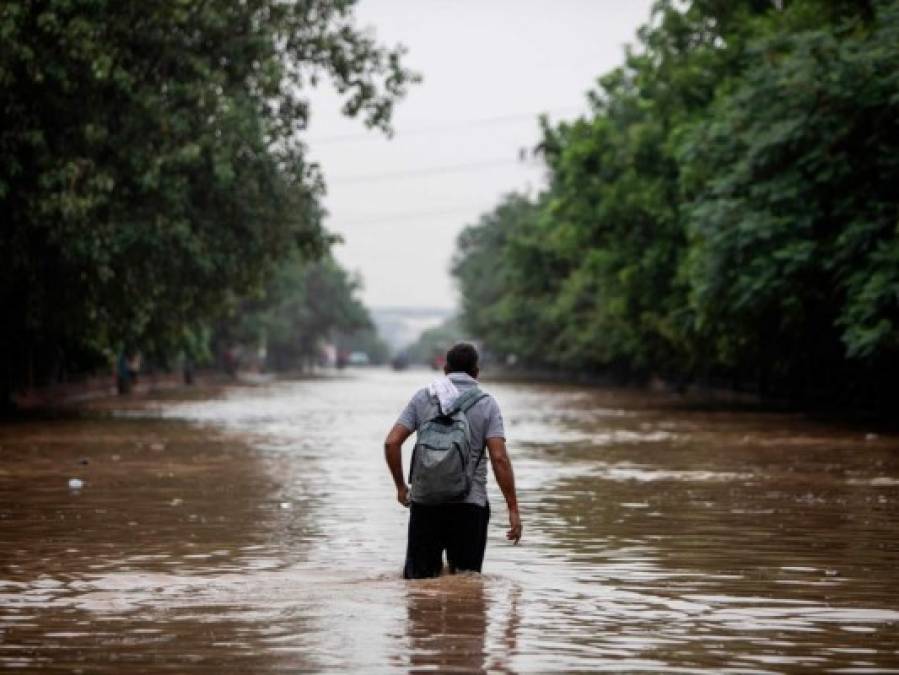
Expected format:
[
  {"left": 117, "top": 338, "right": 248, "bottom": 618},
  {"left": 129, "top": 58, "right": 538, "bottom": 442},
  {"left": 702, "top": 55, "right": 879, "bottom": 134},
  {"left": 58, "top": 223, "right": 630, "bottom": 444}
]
[
  {"left": 328, "top": 156, "right": 542, "bottom": 185},
  {"left": 307, "top": 106, "right": 583, "bottom": 145},
  {"left": 330, "top": 204, "right": 497, "bottom": 228}
]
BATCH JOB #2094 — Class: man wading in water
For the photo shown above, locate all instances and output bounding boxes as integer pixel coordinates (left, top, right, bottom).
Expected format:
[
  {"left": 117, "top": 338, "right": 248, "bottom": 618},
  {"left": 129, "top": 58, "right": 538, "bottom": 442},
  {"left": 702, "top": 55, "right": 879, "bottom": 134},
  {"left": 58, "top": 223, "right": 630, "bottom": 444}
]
[{"left": 384, "top": 342, "right": 522, "bottom": 579}]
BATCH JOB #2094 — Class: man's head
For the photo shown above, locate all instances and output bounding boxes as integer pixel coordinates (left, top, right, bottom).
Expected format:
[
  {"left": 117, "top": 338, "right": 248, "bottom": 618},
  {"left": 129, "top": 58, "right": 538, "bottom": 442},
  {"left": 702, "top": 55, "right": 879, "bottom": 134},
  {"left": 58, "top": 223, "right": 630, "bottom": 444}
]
[{"left": 444, "top": 342, "right": 479, "bottom": 379}]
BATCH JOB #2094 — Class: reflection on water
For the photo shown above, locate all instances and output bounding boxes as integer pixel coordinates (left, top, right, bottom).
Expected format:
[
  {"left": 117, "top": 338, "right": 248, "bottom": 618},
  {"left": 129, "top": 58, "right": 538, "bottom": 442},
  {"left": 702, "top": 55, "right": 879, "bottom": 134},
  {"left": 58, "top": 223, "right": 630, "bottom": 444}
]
[
  {"left": 407, "top": 576, "right": 485, "bottom": 673},
  {"left": 1, "top": 369, "right": 898, "bottom": 672}
]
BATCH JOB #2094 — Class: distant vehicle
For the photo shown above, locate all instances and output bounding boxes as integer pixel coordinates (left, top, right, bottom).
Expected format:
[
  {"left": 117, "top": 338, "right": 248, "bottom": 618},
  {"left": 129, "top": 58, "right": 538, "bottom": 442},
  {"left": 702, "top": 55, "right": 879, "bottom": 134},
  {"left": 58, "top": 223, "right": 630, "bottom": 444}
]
[
  {"left": 348, "top": 351, "right": 370, "bottom": 366},
  {"left": 391, "top": 353, "right": 409, "bottom": 371}
]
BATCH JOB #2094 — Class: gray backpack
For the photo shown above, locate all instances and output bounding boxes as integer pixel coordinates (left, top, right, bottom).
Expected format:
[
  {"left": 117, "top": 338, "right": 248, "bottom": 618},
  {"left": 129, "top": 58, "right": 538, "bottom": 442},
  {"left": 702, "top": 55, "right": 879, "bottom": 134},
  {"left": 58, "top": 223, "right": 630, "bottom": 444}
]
[{"left": 409, "top": 387, "right": 488, "bottom": 505}]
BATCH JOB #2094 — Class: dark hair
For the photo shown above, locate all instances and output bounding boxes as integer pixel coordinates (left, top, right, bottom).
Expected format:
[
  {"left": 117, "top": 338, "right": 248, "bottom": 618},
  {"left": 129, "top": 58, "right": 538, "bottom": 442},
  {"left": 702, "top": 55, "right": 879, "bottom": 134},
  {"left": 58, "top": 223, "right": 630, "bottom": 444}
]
[{"left": 445, "top": 342, "right": 479, "bottom": 377}]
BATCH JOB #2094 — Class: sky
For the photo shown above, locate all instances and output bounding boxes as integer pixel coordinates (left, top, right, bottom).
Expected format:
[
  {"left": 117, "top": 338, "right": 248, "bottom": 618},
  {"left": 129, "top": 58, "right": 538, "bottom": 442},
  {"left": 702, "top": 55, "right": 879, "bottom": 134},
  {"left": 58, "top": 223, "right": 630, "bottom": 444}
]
[{"left": 304, "top": 0, "right": 655, "bottom": 312}]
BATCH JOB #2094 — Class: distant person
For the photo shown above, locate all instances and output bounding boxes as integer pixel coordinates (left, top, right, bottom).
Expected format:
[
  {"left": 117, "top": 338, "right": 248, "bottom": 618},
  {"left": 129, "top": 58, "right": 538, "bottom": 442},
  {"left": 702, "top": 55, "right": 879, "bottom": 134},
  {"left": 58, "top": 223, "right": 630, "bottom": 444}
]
[
  {"left": 223, "top": 346, "right": 239, "bottom": 379},
  {"left": 391, "top": 352, "right": 409, "bottom": 371},
  {"left": 127, "top": 351, "right": 141, "bottom": 387},
  {"left": 182, "top": 355, "right": 195, "bottom": 385},
  {"left": 384, "top": 342, "right": 522, "bottom": 579},
  {"left": 116, "top": 351, "right": 131, "bottom": 395}
]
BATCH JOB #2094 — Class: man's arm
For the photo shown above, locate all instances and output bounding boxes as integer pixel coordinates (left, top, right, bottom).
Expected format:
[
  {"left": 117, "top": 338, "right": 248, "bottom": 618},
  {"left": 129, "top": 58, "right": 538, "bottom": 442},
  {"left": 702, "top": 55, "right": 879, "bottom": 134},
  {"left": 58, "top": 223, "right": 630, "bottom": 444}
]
[
  {"left": 384, "top": 423, "right": 413, "bottom": 507},
  {"left": 486, "top": 437, "right": 522, "bottom": 544}
]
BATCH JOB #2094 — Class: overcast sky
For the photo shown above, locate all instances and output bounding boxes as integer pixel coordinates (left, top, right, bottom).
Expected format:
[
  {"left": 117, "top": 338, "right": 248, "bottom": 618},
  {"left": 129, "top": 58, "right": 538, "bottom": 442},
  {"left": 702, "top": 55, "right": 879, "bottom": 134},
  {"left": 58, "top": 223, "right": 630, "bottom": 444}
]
[{"left": 304, "top": 0, "right": 655, "bottom": 311}]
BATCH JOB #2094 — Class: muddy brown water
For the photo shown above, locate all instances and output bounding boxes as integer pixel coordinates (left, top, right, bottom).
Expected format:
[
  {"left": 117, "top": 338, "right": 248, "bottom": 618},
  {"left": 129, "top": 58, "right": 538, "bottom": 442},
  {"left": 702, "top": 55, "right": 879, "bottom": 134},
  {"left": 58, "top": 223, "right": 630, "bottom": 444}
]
[{"left": 1, "top": 369, "right": 898, "bottom": 673}]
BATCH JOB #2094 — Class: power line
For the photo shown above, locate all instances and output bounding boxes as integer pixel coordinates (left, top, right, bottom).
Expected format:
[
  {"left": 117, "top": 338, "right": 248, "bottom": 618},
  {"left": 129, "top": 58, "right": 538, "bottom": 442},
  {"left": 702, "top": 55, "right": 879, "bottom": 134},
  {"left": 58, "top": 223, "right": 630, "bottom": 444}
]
[
  {"left": 330, "top": 204, "right": 497, "bottom": 228},
  {"left": 328, "top": 156, "right": 542, "bottom": 185},
  {"left": 306, "top": 106, "right": 584, "bottom": 146}
]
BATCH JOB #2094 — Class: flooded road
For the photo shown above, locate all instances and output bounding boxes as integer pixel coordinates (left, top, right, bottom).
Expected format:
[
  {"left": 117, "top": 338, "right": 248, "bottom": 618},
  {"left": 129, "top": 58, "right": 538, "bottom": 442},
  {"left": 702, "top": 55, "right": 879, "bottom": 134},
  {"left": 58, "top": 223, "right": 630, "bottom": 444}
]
[{"left": 1, "top": 368, "right": 898, "bottom": 672}]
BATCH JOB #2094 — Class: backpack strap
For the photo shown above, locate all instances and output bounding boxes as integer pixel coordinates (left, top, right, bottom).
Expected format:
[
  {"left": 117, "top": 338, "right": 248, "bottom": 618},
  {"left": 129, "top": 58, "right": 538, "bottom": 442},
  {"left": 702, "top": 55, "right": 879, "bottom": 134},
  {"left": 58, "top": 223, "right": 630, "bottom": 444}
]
[
  {"left": 446, "top": 387, "right": 487, "bottom": 415},
  {"left": 426, "top": 391, "right": 444, "bottom": 417},
  {"left": 449, "top": 387, "right": 490, "bottom": 472}
]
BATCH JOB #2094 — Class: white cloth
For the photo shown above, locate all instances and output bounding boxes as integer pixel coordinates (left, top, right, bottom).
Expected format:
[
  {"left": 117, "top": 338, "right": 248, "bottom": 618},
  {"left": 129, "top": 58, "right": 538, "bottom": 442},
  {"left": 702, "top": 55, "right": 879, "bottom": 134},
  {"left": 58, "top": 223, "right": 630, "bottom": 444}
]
[{"left": 427, "top": 375, "right": 460, "bottom": 412}]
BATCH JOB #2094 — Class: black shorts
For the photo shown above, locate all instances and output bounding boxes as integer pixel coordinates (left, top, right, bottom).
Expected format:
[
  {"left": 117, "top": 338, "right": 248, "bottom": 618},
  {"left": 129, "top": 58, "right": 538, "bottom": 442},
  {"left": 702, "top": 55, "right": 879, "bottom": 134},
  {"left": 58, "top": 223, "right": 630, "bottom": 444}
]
[{"left": 403, "top": 502, "right": 490, "bottom": 579}]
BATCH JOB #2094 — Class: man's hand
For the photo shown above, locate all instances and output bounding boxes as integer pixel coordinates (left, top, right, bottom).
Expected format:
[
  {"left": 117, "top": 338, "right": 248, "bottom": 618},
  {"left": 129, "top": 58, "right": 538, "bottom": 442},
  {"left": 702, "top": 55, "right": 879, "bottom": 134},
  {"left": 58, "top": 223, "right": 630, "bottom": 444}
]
[
  {"left": 487, "top": 437, "right": 521, "bottom": 545},
  {"left": 385, "top": 424, "right": 413, "bottom": 507},
  {"left": 507, "top": 509, "right": 522, "bottom": 544},
  {"left": 397, "top": 484, "right": 410, "bottom": 508}
]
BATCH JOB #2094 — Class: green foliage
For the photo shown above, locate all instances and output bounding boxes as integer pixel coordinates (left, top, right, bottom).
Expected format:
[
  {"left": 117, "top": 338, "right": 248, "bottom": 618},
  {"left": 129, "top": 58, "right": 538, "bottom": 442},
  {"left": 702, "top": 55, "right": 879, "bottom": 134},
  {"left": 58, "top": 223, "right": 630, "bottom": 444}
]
[
  {"left": 403, "top": 316, "right": 464, "bottom": 366},
  {"left": 453, "top": 0, "right": 898, "bottom": 402},
  {"left": 0, "top": 0, "right": 415, "bottom": 395},
  {"left": 680, "top": 2, "right": 899, "bottom": 391},
  {"left": 218, "top": 253, "right": 374, "bottom": 371},
  {"left": 336, "top": 327, "right": 391, "bottom": 366},
  {"left": 452, "top": 194, "right": 555, "bottom": 361}
]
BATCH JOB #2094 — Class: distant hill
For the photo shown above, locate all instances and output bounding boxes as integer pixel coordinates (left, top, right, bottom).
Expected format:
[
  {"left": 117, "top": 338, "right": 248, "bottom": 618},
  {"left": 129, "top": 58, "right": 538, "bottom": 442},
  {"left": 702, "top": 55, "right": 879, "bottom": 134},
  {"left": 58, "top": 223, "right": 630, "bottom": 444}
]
[{"left": 369, "top": 307, "right": 454, "bottom": 353}]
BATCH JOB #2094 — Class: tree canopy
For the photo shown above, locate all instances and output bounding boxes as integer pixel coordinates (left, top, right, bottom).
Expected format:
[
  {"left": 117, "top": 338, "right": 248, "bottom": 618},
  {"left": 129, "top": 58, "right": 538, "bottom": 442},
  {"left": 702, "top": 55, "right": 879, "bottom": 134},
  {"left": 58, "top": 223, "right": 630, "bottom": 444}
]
[
  {"left": 453, "top": 0, "right": 898, "bottom": 405},
  {"left": 217, "top": 253, "right": 375, "bottom": 371},
  {"left": 1, "top": 0, "right": 416, "bottom": 396}
]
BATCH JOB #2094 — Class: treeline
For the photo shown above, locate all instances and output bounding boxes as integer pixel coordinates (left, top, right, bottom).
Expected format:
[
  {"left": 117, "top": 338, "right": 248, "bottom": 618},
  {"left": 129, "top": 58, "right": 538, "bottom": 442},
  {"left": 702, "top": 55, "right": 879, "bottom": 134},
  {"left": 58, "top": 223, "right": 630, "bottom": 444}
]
[
  {"left": 454, "top": 0, "right": 898, "bottom": 405},
  {"left": 212, "top": 253, "right": 389, "bottom": 372},
  {"left": 402, "top": 316, "right": 462, "bottom": 367},
  {"left": 0, "top": 1, "right": 411, "bottom": 402}
]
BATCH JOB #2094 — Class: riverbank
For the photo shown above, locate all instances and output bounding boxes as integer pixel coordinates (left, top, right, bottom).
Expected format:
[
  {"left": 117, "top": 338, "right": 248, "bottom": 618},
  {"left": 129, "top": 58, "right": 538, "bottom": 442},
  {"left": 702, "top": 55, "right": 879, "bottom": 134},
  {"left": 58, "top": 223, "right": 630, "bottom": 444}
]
[{"left": 8, "top": 369, "right": 281, "bottom": 413}]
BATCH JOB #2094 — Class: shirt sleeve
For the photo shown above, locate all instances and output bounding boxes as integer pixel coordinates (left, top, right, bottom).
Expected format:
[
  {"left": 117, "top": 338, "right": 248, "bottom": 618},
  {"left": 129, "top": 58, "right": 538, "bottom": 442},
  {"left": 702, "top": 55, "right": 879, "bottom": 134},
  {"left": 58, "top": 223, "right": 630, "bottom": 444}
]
[
  {"left": 396, "top": 389, "right": 425, "bottom": 431},
  {"left": 484, "top": 397, "right": 506, "bottom": 440}
]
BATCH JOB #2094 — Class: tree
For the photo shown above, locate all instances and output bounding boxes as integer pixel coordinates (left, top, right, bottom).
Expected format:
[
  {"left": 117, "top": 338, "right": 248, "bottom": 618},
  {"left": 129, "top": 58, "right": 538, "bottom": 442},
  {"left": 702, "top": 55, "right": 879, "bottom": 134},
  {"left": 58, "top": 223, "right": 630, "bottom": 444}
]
[
  {"left": 452, "top": 0, "right": 897, "bottom": 404},
  {"left": 403, "top": 316, "right": 464, "bottom": 366},
  {"left": 680, "top": 3, "right": 899, "bottom": 396},
  {"left": 336, "top": 326, "right": 391, "bottom": 366},
  {"left": 453, "top": 193, "right": 554, "bottom": 363},
  {"left": 0, "top": 1, "right": 416, "bottom": 399},
  {"left": 219, "top": 253, "right": 374, "bottom": 371}
]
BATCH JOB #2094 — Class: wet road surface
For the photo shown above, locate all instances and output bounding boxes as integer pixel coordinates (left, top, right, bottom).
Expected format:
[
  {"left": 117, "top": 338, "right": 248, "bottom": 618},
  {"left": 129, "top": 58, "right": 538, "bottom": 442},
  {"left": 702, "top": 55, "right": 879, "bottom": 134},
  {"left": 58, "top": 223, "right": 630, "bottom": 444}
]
[{"left": 1, "top": 369, "right": 898, "bottom": 672}]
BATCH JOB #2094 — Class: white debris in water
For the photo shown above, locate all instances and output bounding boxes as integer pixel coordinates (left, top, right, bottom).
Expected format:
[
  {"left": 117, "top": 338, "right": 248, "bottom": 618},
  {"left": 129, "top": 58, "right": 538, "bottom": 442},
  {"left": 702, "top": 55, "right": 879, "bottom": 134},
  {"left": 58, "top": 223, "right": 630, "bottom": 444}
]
[
  {"left": 279, "top": 502, "right": 292, "bottom": 509},
  {"left": 847, "top": 477, "right": 899, "bottom": 486},
  {"left": 68, "top": 478, "right": 84, "bottom": 490}
]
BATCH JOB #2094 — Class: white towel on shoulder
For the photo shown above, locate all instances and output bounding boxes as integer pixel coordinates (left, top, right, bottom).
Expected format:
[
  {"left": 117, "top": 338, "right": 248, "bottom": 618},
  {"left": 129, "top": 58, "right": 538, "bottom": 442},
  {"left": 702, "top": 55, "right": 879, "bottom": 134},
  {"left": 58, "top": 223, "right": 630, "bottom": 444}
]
[{"left": 428, "top": 376, "right": 460, "bottom": 412}]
